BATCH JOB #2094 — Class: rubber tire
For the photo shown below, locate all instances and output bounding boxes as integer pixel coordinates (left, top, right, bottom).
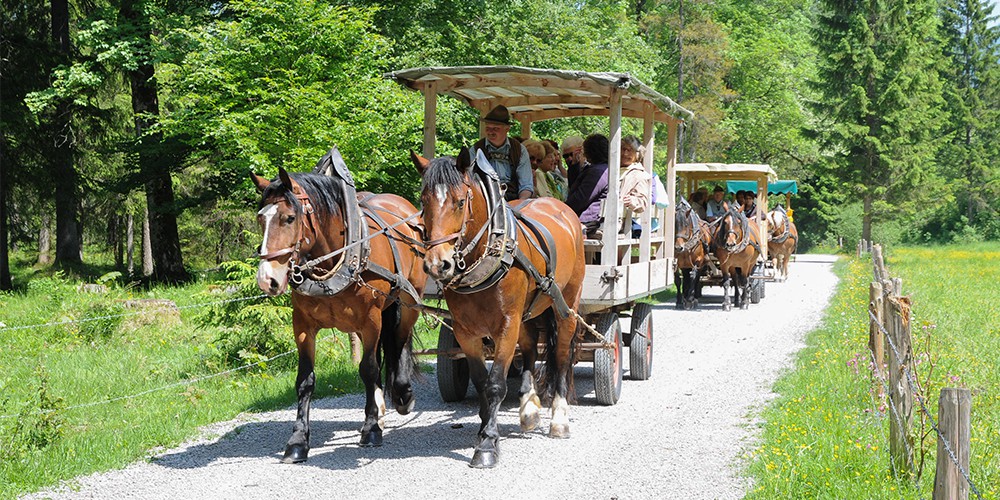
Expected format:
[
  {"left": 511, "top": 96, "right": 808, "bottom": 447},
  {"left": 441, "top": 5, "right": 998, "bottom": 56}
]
[
  {"left": 593, "top": 312, "right": 623, "bottom": 406},
  {"left": 436, "top": 320, "right": 469, "bottom": 402},
  {"left": 749, "top": 279, "right": 762, "bottom": 304},
  {"left": 629, "top": 303, "right": 653, "bottom": 380}
]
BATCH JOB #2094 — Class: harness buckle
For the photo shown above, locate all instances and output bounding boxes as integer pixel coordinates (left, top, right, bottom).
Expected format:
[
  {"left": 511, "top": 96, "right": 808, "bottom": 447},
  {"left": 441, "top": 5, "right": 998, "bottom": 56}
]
[{"left": 290, "top": 264, "right": 304, "bottom": 285}]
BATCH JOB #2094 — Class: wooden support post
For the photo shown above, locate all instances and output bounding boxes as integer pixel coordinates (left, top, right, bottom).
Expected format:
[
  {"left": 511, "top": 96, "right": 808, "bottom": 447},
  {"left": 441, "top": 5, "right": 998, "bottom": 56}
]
[
  {"left": 933, "top": 388, "right": 972, "bottom": 500},
  {"left": 888, "top": 295, "right": 914, "bottom": 477},
  {"left": 422, "top": 82, "right": 437, "bottom": 159},
  {"left": 872, "top": 244, "right": 885, "bottom": 282},
  {"left": 869, "top": 281, "right": 885, "bottom": 399}
]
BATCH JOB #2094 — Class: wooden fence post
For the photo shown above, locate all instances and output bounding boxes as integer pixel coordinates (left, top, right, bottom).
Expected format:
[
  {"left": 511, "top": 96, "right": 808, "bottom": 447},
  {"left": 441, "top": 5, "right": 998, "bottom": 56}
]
[
  {"left": 872, "top": 244, "right": 885, "bottom": 283},
  {"left": 933, "top": 387, "right": 972, "bottom": 500},
  {"left": 888, "top": 295, "right": 915, "bottom": 477},
  {"left": 869, "top": 282, "right": 885, "bottom": 399}
]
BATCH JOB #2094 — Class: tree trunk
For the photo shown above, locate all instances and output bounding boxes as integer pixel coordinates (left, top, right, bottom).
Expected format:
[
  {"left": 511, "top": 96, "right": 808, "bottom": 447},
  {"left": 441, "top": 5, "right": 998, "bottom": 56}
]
[
  {"left": 126, "top": 213, "right": 135, "bottom": 277},
  {"left": 676, "top": 0, "right": 686, "bottom": 160},
  {"left": 862, "top": 193, "right": 873, "bottom": 243},
  {"left": 142, "top": 206, "right": 153, "bottom": 277},
  {"left": 121, "top": 0, "right": 189, "bottom": 283},
  {"left": 51, "top": 0, "right": 83, "bottom": 266},
  {"left": 0, "top": 145, "right": 11, "bottom": 291},
  {"left": 38, "top": 214, "right": 52, "bottom": 265}
]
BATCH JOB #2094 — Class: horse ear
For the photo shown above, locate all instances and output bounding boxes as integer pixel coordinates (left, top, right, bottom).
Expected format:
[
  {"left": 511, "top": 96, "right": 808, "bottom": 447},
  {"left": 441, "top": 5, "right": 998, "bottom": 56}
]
[
  {"left": 410, "top": 150, "right": 431, "bottom": 175},
  {"left": 277, "top": 167, "right": 304, "bottom": 195},
  {"left": 250, "top": 172, "right": 270, "bottom": 193},
  {"left": 456, "top": 146, "right": 473, "bottom": 173}
]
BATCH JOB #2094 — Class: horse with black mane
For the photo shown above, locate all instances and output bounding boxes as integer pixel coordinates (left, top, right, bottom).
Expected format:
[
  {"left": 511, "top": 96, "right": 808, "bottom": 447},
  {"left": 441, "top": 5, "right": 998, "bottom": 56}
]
[
  {"left": 251, "top": 147, "right": 427, "bottom": 463},
  {"left": 412, "top": 147, "right": 585, "bottom": 468},
  {"left": 674, "top": 197, "right": 712, "bottom": 310},
  {"left": 713, "top": 206, "right": 762, "bottom": 311},
  {"left": 766, "top": 205, "right": 798, "bottom": 281}
]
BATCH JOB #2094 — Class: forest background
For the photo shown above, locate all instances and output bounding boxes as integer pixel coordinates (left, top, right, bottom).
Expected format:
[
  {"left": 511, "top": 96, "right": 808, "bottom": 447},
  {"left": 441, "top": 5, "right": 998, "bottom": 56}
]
[{"left": 2, "top": 0, "right": 999, "bottom": 286}]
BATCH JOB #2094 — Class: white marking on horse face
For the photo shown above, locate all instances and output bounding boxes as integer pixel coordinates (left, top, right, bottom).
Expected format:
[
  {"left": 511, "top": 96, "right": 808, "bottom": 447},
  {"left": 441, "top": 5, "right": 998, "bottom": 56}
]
[
  {"left": 434, "top": 184, "right": 448, "bottom": 208},
  {"left": 256, "top": 258, "right": 289, "bottom": 295},
  {"left": 258, "top": 204, "right": 278, "bottom": 255}
]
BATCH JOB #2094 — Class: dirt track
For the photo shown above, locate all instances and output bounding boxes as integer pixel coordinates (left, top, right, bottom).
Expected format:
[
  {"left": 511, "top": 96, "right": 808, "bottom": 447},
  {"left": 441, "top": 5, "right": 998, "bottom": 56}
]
[{"left": 26, "top": 255, "right": 839, "bottom": 500}]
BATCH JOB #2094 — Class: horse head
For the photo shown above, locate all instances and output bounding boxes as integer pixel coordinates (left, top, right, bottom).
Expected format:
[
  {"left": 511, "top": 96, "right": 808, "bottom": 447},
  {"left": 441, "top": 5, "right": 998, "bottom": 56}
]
[
  {"left": 412, "top": 147, "right": 486, "bottom": 281},
  {"left": 718, "top": 207, "right": 746, "bottom": 249},
  {"left": 251, "top": 168, "right": 345, "bottom": 296},
  {"left": 767, "top": 205, "right": 788, "bottom": 238},
  {"left": 674, "top": 197, "right": 696, "bottom": 252}
]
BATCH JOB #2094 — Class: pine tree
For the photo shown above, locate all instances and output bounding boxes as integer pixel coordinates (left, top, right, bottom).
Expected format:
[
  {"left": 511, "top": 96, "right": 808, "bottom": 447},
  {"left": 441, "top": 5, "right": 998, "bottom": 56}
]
[
  {"left": 938, "top": 0, "right": 1000, "bottom": 235},
  {"left": 810, "top": 0, "right": 946, "bottom": 241}
]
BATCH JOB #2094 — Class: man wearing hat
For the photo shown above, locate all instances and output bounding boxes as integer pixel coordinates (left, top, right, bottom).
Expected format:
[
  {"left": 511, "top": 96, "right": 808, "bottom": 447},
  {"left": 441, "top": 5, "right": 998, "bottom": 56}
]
[
  {"left": 705, "top": 185, "right": 729, "bottom": 222},
  {"left": 474, "top": 105, "right": 534, "bottom": 201},
  {"left": 560, "top": 135, "right": 585, "bottom": 187}
]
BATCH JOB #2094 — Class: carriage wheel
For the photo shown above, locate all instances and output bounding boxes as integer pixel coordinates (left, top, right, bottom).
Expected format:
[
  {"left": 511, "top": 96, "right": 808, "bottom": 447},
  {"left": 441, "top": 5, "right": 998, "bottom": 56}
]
[
  {"left": 593, "top": 312, "right": 623, "bottom": 406},
  {"left": 628, "top": 303, "right": 653, "bottom": 381},
  {"left": 750, "top": 278, "right": 763, "bottom": 304},
  {"left": 436, "top": 320, "right": 469, "bottom": 402}
]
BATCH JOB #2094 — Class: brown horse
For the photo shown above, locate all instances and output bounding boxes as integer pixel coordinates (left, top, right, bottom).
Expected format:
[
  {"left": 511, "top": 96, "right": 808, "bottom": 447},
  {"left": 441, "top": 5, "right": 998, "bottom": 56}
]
[
  {"left": 766, "top": 205, "right": 798, "bottom": 281},
  {"left": 674, "top": 198, "right": 712, "bottom": 310},
  {"left": 412, "top": 147, "right": 585, "bottom": 468},
  {"left": 251, "top": 149, "right": 426, "bottom": 463},
  {"left": 713, "top": 206, "right": 762, "bottom": 311}
]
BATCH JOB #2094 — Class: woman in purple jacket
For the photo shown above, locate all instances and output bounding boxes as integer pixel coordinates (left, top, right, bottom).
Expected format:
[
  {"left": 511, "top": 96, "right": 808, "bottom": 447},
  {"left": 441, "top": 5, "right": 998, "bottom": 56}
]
[{"left": 565, "top": 134, "right": 609, "bottom": 238}]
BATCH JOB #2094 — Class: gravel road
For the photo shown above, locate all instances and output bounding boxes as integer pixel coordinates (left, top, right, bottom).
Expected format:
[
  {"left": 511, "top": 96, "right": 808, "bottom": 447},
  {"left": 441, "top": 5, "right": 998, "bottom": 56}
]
[{"left": 26, "top": 255, "right": 839, "bottom": 500}]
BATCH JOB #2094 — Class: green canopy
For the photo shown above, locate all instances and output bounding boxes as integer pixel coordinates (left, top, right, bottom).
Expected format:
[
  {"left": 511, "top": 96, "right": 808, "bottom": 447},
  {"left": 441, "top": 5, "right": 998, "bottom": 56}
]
[{"left": 726, "top": 180, "right": 798, "bottom": 195}]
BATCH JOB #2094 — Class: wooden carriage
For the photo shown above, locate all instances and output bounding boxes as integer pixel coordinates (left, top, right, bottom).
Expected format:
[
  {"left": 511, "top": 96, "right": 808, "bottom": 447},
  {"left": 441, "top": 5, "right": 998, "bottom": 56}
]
[
  {"left": 676, "top": 162, "right": 777, "bottom": 299},
  {"left": 387, "top": 66, "right": 692, "bottom": 405}
]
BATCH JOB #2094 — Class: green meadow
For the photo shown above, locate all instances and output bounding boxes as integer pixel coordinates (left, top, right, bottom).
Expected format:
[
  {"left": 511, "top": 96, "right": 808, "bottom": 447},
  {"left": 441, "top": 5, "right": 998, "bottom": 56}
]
[
  {"left": 746, "top": 244, "right": 1000, "bottom": 498},
  {"left": 0, "top": 259, "right": 442, "bottom": 499}
]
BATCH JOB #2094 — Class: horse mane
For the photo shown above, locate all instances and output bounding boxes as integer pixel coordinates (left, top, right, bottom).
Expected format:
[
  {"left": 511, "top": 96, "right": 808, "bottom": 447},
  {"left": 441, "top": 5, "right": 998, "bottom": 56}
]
[
  {"left": 420, "top": 156, "right": 464, "bottom": 190},
  {"left": 260, "top": 172, "right": 345, "bottom": 217}
]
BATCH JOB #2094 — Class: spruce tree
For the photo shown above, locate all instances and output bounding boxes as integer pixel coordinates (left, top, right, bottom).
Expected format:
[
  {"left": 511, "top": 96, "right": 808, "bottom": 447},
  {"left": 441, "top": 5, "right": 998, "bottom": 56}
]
[
  {"left": 810, "top": 0, "right": 946, "bottom": 241},
  {"left": 938, "top": 0, "right": 1000, "bottom": 235}
]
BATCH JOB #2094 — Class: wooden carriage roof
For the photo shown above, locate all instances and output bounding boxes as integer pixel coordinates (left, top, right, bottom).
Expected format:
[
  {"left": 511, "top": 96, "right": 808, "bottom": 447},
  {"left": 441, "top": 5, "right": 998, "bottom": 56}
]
[
  {"left": 675, "top": 163, "right": 778, "bottom": 182},
  {"left": 385, "top": 66, "right": 694, "bottom": 124}
]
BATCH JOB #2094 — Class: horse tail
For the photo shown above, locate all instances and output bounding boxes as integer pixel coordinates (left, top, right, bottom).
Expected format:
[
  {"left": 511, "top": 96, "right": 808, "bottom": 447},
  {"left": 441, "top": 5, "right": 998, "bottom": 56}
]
[
  {"left": 378, "top": 301, "right": 415, "bottom": 401},
  {"left": 538, "top": 307, "right": 578, "bottom": 405}
]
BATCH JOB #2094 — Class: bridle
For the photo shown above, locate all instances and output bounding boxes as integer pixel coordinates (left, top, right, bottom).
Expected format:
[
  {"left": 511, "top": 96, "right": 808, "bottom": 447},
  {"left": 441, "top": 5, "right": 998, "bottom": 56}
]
[
  {"left": 421, "top": 178, "right": 504, "bottom": 273},
  {"left": 258, "top": 191, "right": 317, "bottom": 264},
  {"left": 720, "top": 210, "right": 750, "bottom": 253},
  {"left": 674, "top": 208, "right": 704, "bottom": 254},
  {"left": 769, "top": 211, "right": 793, "bottom": 244}
]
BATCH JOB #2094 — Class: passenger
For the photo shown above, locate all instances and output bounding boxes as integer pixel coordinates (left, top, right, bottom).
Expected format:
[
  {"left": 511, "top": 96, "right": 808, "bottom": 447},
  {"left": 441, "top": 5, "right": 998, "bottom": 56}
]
[
  {"left": 539, "top": 140, "right": 567, "bottom": 200},
  {"left": 474, "top": 105, "right": 533, "bottom": 201},
  {"left": 560, "top": 135, "right": 585, "bottom": 187},
  {"left": 689, "top": 189, "right": 708, "bottom": 220},
  {"left": 705, "top": 185, "right": 729, "bottom": 221},
  {"left": 566, "top": 134, "right": 610, "bottom": 238},
  {"left": 525, "top": 140, "right": 567, "bottom": 200},
  {"left": 619, "top": 136, "right": 650, "bottom": 238},
  {"left": 543, "top": 139, "right": 569, "bottom": 180},
  {"left": 734, "top": 190, "right": 746, "bottom": 210},
  {"left": 742, "top": 191, "right": 759, "bottom": 218}
]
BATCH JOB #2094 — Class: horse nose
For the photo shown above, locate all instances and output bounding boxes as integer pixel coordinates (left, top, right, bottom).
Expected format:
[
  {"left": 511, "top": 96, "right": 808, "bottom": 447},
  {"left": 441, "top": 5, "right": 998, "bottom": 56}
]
[{"left": 424, "top": 255, "right": 455, "bottom": 280}]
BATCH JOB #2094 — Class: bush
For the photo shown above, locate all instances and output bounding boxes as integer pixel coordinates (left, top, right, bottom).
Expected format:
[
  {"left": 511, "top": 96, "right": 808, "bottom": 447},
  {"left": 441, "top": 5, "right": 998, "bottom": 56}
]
[{"left": 0, "top": 365, "right": 65, "bottom": 462}]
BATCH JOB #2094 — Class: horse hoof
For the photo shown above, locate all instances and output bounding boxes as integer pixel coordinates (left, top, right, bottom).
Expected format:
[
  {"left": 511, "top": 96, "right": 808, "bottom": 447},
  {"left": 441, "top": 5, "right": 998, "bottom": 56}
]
[
  {"left": 549, "top": 422, "right": 571, "bottom": 439},
  {"left": 395, "top": 392, "right": 415, "bottom": 415},
  {"left": 281, "top": 443, "right": 309, "bottom": 464},
  {"left": 723, "top": 303, "right": 732, "bottom": 312},
  {"left": 520, "top": 410, "right": 540, "bottom": 432},
  {"left": 359, "top": 428, "right": 383, "bottom": 447},
  {"left": 470, "top": 449, "right": 499, "bottom": 469}
]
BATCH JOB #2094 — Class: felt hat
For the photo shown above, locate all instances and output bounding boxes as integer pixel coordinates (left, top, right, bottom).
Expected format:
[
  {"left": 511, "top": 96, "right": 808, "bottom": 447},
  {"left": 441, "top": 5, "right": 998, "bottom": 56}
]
[{"left": 482, "top": 105, "right": 512, "bottom": 125}]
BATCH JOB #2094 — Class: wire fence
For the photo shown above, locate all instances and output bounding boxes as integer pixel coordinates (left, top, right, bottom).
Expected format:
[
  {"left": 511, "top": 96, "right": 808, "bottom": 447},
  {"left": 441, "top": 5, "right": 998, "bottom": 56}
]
[{"left": 862, "top": 242, "right": 982, "bottom": 499}]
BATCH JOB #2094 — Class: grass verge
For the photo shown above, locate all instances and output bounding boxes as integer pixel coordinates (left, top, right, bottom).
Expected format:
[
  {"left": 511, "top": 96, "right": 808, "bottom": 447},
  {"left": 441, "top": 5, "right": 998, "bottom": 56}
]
[{"left": 744, "top": 244, "right": 999, "bottom": 498}]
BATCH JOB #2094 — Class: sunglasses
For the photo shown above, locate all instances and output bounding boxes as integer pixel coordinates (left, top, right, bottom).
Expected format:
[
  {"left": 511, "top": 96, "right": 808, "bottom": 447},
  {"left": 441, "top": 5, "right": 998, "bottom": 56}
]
[{"left": 562, "top": 153, "right": 575, "bottom": 160}]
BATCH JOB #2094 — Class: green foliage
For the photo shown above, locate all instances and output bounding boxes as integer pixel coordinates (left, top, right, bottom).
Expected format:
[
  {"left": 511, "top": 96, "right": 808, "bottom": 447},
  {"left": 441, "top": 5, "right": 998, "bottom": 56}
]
[
  {"left": 0, "top": 365, "right": 66, "bottom": 463},
  {"left": 196, "top": 260, "right": 294, "bottom": 369}
]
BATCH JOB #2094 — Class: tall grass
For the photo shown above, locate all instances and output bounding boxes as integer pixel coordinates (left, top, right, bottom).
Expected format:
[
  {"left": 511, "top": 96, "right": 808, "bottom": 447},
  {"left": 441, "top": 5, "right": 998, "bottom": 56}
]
[
  {"left": 0, "top": 261, "right": 443, "bottom": 499},
  {"left": 745, "top": 244, "right": 1000, "bottom": 498}
]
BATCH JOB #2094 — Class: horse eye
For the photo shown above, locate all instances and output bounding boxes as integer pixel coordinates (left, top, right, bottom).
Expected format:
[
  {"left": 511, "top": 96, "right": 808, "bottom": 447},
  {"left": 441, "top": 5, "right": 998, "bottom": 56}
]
[
  {"left": 285, "top": 215, "right": 296, "bottom": 224},
  {"left": 456, "top": 199, "right": 466, "bottom": 210}
]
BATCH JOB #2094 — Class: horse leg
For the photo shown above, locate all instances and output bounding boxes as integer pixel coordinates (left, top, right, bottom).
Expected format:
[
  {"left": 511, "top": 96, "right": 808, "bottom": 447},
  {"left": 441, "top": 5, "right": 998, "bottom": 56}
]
[
  {"left": 674, "top": 267, "right": 684, "bottom": 309},
  {"left": 682, "top": 269, "right": 694, "bottom": 310},
  {"left": 384, "top": 302, "right": 417, "bottom": 415},
  {"left": 283, "top": 315, "right": 317, "bottom": 463},
  {"left": 517, "top": 316, "right": 543, "bottom": 432},
  {"left": 738, "top": 269, "right": 750, "bottom": 310},
  {"left": 689, "top": 266, "right": 701, "bottom": 309},
  {"left": 453, "top": 325, "right": 511, "bottom": 469},
  {"left": 547, "top": 308, "right": 578, "bottom": 439},
  {"left": 722, "top": 272, "right": 732, "bottom": 311},
  {"left": 358, "top": 318, "right": 386, "bottom": 447}
]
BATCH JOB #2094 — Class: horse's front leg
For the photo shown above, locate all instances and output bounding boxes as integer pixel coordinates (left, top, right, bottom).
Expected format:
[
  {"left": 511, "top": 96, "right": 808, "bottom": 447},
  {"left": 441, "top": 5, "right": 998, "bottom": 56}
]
[
  {"left": 471, "top": 322, "right": 519, "bottom": 469},
  {"left": 674, "top": 267, "right": 684, "bottom": 309},
  {"left": 738, "top": 269, "right": 750, "bottom": 310},
  {"left": 721, "top": 272, "right": 732, "bottom": 311},
  {"left": 688, "top": 266, "right": 701, "bottom": 309},
  {"left": 283, "top": 313, "right": 318, "bottom": 463},
  {"left": 358, "top": 317, "right": 386, "bottom": 447}
]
